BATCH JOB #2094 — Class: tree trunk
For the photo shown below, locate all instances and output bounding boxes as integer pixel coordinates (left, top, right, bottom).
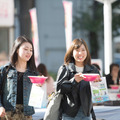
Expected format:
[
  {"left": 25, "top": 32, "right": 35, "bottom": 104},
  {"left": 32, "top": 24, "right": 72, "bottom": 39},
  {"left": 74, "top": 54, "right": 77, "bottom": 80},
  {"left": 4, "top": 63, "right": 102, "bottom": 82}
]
[
  {"left": 89, "top": 1, "right": 99, "bottom": 59},
  {"left": 89, "top": 32, "right": 98, "bottom": 58}
]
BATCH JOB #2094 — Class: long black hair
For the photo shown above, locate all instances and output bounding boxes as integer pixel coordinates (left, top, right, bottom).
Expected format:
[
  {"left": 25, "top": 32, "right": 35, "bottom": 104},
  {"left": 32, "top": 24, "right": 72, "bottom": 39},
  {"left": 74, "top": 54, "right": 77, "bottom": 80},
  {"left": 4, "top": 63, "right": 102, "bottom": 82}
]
[{"left": 10, "top": 36, "right": 37, "bottom": 72}]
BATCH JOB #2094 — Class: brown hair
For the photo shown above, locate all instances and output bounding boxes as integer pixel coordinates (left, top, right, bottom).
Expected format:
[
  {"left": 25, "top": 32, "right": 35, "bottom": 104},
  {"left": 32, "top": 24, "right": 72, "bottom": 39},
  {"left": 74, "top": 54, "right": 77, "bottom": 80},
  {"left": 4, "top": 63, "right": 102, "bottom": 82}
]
[
  {"left": 64, "top": 38, "right": 91, "bottom": 65},
  {"left": 37, "top": 63, "right": 48, "bottom": 76},
  {"left": 110, "top": 63, "right": 119, "bottom": 74},
  {"left": 37, "top": 63, "right": 49, "bottom": 81}
]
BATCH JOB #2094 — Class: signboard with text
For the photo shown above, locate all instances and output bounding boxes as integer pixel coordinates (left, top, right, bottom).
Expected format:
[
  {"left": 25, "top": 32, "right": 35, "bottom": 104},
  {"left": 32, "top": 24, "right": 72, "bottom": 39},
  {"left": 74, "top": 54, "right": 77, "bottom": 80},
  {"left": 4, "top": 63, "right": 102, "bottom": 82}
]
[{"left": 90, "top": 77, "right": 109, "bottom": 103}]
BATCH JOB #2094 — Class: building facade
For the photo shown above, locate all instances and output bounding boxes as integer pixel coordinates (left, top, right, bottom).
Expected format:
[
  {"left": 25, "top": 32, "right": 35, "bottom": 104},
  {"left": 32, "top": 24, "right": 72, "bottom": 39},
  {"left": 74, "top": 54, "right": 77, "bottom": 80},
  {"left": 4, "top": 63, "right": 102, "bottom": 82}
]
[{"left": 1, "top": 0, "right": 119, "bottom": 75}]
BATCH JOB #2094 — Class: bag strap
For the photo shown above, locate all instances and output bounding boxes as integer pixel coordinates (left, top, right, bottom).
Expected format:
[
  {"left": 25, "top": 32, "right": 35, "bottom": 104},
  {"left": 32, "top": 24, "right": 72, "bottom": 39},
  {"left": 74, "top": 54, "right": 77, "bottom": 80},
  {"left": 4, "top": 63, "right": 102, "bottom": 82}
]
[{"left": 91, "top": 107, "right": 96, "bottom": 120}]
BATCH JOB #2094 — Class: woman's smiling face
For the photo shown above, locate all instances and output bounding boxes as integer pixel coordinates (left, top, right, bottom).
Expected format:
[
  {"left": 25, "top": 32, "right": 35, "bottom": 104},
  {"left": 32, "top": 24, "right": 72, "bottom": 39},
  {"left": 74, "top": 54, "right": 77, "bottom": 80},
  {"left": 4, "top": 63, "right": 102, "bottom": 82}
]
[
  {"left": 73, "top": 44, "right": 87, "bottom": 67},
  {"left": 17, "top": 42, "right": 33, "bottom": 62}
]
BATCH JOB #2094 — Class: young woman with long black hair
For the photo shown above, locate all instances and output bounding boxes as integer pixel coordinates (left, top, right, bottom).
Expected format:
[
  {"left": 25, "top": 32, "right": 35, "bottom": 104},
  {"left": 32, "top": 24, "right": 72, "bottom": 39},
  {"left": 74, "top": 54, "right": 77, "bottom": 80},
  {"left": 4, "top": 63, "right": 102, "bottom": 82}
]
[{"left": 0, "top": 36, "right": 38, "bottom": 120}]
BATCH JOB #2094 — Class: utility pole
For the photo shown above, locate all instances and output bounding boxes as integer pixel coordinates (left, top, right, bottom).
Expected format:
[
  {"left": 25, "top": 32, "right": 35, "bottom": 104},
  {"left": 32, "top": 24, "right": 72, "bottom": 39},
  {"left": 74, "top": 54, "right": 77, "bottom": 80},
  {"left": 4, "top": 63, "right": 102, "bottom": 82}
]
[{"left": 95, "top": 0, "right": 117, "bottom": 74}]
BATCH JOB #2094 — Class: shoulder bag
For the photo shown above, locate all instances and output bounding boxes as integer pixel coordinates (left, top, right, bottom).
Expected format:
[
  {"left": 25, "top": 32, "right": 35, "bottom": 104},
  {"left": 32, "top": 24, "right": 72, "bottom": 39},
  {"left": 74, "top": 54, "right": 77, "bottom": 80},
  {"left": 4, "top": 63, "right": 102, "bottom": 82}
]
[{"left": 44, "top": 91, "right": 63, "bottom": 120}]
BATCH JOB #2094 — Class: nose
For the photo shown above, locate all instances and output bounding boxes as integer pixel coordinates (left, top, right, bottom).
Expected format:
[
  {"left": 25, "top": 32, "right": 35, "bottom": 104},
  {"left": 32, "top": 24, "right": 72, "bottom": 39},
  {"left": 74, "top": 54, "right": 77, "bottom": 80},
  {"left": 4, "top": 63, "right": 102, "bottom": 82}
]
[{"left": 79, "top": 52, "right": 81, "bottom": 54}]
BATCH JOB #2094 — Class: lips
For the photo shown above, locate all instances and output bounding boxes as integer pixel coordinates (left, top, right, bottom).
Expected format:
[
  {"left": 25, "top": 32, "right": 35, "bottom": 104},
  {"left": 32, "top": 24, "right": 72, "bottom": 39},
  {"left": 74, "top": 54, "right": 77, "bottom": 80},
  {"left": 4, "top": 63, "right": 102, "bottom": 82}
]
[
  {"left": 78, "top": 56, "right": 84, "bottom": 60},
  {"left": 26, "top": 55, "right": 31, "bottom": 59}
]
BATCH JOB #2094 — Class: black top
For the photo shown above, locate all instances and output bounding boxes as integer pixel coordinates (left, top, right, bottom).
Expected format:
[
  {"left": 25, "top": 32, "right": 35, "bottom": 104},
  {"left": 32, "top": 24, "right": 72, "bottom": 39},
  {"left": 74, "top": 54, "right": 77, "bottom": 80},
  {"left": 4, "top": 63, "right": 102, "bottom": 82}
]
[
  {"left": 105, "top": 73, "right": 119, "bottom": 88},
  {"left": 17, "top": 71, "right": 24, "bottom": 104},
  {"left": 56, "top": 63, "right": 100, "bottom": 117}
]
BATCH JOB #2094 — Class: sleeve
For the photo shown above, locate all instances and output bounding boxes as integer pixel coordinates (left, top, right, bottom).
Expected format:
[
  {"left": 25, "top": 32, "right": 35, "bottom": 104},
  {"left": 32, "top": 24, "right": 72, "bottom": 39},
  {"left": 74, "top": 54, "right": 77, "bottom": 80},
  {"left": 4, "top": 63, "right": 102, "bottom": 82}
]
[
  {"left": 105, "top": 74, "right": 112, "bottom": 88},
  {"left": 91, "top": 65, "right": 100, "bottom": 75},
  {"left": 56, "top": 65, "right": 78, "bottom": 94}
]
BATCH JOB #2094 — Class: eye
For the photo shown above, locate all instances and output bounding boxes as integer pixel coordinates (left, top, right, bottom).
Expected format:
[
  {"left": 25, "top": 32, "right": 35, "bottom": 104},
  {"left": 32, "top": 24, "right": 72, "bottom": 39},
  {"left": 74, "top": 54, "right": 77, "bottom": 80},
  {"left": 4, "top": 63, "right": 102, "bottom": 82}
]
[
  {"left": 75, "top": 49, "right": 79, "bottom": 52},
  {"left": 81, "top": 48, "right": 86, "bottom": 51},
  {"left": 30, "top": 49, "right": 33, "bottom": 52},
  {"left": 24, "top": 48, "right": 28, "bottom": 51}
]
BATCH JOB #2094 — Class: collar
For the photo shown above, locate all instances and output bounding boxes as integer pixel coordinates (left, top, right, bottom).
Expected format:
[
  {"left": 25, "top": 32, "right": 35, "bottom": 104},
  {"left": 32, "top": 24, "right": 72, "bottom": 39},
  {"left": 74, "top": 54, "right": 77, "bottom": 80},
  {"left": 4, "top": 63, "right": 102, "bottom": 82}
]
[
  {"left": 67, "top": 62, "right": 93, "bottom": 73},
  {"left": 83, "top": 64, "right": 93, "bottom": 73},
  {"left": 10, "top": 63, "right": 34, "bottom": 73}
]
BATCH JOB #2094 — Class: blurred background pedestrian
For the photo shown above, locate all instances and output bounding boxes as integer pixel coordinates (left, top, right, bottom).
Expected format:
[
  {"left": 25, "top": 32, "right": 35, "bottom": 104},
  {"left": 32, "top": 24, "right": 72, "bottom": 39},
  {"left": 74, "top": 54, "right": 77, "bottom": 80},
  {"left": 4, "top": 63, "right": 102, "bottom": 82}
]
[
  {"left": 37, "top": 63, "right": 55, "bottom": 97},
  {"left": 105, "top": 63, "right": 120, "bottom": 88}
]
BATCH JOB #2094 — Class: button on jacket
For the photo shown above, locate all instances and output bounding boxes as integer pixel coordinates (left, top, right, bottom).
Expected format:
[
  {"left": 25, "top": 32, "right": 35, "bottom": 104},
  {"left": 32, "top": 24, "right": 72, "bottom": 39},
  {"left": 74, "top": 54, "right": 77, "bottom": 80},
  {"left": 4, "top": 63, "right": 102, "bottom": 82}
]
[
  {"left": 56, "top": 62, "right": 99, "bottom": 117},
  {"left": 0, "top": 63, "right": 38, "bottom": 116}
]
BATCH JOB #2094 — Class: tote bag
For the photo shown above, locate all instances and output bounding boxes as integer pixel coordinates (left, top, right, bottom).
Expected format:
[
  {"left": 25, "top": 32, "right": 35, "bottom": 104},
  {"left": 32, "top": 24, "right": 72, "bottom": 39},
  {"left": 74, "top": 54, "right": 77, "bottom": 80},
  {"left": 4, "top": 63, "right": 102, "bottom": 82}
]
[{"left": 44, "top": 91, "right": 63, "bottom": 120}]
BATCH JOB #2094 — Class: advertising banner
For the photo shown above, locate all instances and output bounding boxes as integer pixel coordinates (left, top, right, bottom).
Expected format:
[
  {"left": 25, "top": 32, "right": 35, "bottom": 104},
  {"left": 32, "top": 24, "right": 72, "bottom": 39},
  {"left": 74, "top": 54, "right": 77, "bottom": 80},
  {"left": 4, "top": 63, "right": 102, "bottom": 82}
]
[
  {"left": 29, "top": 8, "right": 40, "bottom": 66},
  {"left": 0, "top": 0, "right": 14, "bottom": 27},
  {"left": 63, "top": 1, "right": 72, "bottom": 50}
]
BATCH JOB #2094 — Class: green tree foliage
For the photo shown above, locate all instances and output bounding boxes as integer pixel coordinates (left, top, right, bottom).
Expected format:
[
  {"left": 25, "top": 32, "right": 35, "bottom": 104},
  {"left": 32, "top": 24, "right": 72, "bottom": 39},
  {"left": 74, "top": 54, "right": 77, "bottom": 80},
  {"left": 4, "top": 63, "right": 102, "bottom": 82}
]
[
  {"left": 112, "top": 1, "right": 120, "bottom": 37},
  {"left": 73, "top": 0, "right": 120, "bottom": 58},
  {"left": 73, "top": 1, "right": 103, "bottom": 58}
]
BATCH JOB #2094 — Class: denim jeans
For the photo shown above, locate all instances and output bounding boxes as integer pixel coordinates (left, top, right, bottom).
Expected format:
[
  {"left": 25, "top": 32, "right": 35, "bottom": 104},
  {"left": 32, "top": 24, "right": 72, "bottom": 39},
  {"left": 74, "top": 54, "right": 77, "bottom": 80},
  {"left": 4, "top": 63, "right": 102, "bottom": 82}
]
[{"left": 62, "top": 106, "right": 91, "bottom": 120}]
